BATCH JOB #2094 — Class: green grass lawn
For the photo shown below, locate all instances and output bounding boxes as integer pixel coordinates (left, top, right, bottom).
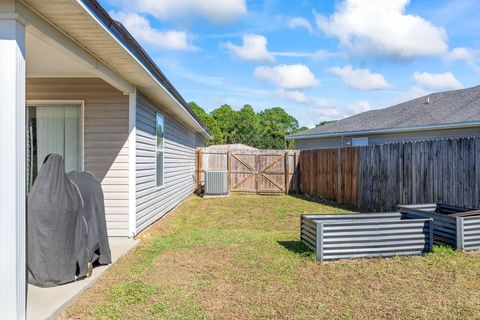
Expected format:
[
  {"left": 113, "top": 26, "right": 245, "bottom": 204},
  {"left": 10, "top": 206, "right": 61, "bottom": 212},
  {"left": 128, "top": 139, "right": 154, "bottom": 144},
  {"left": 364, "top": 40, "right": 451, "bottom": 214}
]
[{"left": 62, "top": 195, "right": 480, "bottom": 320}]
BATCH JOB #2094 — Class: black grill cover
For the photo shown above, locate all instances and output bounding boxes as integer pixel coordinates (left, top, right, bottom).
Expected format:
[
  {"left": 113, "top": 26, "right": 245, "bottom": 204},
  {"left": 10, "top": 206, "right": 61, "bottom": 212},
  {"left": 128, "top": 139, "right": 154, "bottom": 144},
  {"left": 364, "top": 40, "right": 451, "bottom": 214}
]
[
  {"left": 27, "top": 155, "right": 112, "bottom": 287},
  {"left": 27, "top": 154, "right": 81, "bottom": 287},
  {"left": 68, "top": 171, "right": 111, "bottom": 278}
]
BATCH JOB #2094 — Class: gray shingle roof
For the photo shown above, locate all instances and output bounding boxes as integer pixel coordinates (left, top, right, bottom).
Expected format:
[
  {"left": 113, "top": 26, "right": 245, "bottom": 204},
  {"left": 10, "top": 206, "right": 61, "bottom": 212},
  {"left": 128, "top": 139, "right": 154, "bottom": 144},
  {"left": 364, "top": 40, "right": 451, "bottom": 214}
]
[{"left": 290, "top": 86, "right": 480, "bottom": 138}]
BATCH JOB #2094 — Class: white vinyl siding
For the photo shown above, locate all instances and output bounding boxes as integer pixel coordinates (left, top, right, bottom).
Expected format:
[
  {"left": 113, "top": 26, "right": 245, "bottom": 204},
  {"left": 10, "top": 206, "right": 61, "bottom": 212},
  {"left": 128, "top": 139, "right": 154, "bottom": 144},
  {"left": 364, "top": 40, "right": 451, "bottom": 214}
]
[
  {"left": 136, "top": 92, "right": 204, "bottom": 233},
  {"left": 26, "top": 78, "right": 130, "bottom": 236}
]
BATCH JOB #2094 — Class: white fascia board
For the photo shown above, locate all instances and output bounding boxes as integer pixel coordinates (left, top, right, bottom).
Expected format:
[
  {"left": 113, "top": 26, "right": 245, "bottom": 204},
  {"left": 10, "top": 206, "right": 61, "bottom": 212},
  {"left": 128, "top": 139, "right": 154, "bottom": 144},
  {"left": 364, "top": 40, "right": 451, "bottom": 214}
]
[
  {"left": 73, "top": 0, "right": 211, "bottom": 139},
  {"left": 287, "top": 121, "right": 480, "bottom": 140},
  {"left": 17, "top": 1, "right": 134, "bottom": 94}
]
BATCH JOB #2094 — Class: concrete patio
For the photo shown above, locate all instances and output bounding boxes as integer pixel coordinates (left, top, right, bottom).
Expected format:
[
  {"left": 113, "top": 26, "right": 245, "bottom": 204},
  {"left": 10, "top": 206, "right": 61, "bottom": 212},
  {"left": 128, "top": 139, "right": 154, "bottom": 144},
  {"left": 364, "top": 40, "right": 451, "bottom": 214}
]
[{"left": 27, "top": 237, "right": 138, "bottom": 320}]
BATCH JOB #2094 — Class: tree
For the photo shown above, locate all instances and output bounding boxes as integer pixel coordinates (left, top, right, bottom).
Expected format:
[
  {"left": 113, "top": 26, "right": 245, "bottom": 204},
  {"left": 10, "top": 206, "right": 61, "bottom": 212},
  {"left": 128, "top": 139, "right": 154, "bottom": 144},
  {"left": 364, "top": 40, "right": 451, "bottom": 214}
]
[
  {"left": 257, "top": 107, "right": 299, "bottom": 149},
  {"left": 188, "top": 102, "right": 224, "bottom": 145},
  {"left": 189, "top": 102, "right": 299, "bottom": 150},
  {"left": 211, "top": 104, "right": 238, "bottom": 144},
  {"left": 235, "top": 104, "right": 260, "bottom": 146}
]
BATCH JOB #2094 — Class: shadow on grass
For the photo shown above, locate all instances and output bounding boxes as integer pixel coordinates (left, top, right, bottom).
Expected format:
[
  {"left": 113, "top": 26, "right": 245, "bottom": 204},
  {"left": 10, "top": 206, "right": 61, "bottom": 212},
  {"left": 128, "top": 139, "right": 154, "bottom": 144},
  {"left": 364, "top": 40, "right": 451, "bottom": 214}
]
[
  {"left": 277, "top": 240, "right": 312, "bottom": 256},
  {"left": 289, "top": 193, "right": 357, "bottom": 212}
]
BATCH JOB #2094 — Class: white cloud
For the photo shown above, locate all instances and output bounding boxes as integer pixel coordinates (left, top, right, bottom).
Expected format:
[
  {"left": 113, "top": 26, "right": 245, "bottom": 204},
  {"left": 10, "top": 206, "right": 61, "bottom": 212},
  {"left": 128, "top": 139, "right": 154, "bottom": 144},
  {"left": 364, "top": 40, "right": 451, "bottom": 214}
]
[
  {"left": 413, "top": 72, "right": 463, "bottom": 90},
  {"left": 272, "top": 49, "right": 333, "bottom": 61},
  {"left": 224, "top": 34, "right": 274, "bottom": 62},
  {"left": 315, "top": 0, "right": 448, "bottom": 59},
  {"left": 308, "top": 107, "right": 341, "bottom": 122},
  {"left": 254, "top": 64, "right": 320, "bottom": 90},
  {"left": 445, "top": 47, "right": 480, "bottom": 72},
  {"left": 345, "top": 100, "right": 372, "bottom": 116},
  {"left": 329, "top": 65, "right": 390, "bottom": 90},
  {"left": 276, "top": 89, "right": 307, "bottom": 104},
  {"left": 312, "top": 50, "right": 333, "bottom": 61},
  {"left": 133, "top": 0, "right": 247, "bottom": 24},
  {"left": 287, "top": 17, "right": 313, "bottom": 33},
  {"left": 110, "top": 11, "right": 194, "bottom": 50}
]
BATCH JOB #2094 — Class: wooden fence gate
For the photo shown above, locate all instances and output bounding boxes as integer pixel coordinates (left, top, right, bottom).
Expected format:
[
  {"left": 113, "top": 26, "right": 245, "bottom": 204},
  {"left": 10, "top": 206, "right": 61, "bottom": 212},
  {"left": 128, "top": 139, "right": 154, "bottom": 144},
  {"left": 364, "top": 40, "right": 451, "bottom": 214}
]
[{"left": 197, "top": 148, "right": 300, "bottom": 194}]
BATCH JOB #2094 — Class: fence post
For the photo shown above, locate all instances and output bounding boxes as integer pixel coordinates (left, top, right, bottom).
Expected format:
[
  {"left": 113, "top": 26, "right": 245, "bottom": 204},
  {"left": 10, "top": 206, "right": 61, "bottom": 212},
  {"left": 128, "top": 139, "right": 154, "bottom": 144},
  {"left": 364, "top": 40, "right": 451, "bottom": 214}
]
[
  {"left": 336, "top": 148, "right": 341, "bottom": 203},
  {"left": 227, "top": 150, "right": 232, "bottom": 194},
  {"left": 284, "top": 151, "right": 289, "bottom": 195},
  {"left": 195, "top": 148, "right": 203, "bottom": 194}
]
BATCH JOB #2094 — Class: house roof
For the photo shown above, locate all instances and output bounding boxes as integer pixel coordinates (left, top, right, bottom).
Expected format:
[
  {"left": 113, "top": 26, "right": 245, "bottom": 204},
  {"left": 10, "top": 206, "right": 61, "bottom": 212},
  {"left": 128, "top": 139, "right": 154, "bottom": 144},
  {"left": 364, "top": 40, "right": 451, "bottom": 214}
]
[
  {"left": 22, "top": 0, "right": 210, "bottom": 139},
  {"left": 289, "top": 86, "right": 480, "bottom": 140}
]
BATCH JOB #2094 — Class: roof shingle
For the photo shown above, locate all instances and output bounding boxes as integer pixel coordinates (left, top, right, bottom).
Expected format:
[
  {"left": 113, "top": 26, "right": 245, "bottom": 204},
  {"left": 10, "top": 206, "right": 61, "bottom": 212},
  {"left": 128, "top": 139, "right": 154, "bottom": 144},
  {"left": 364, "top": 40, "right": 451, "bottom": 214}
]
[{"left": 290, "top": 86, "right": 480, "bottom": 138}]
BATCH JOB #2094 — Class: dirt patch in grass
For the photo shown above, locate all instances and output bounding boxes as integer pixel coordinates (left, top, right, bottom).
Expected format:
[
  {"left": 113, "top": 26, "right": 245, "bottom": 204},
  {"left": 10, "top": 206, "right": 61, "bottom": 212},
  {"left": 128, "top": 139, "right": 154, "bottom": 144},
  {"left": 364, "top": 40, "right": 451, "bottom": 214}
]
[{"left": 61, "top": 195, "right": 480, "bottom": 319}]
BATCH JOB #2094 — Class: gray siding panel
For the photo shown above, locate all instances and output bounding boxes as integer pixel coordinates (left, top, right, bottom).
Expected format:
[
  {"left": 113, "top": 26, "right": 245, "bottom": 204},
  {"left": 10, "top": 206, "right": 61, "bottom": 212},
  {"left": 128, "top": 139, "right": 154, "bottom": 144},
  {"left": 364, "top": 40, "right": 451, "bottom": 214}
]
[
  {"left": 295, "top": 127, "right": 480, "bottom": 150},
  {"left": 135, "top": 93, "right": 203, "bottom": 233},
  {"left": 27, "top": 78, "right": 130, "bottom": 237}
]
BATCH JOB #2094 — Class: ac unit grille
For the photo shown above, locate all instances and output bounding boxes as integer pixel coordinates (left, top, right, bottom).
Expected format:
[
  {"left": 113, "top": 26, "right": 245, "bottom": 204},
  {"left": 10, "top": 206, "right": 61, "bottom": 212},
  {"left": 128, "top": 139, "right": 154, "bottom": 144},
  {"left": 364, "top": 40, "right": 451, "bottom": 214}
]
[{"left": 205, "top": 171, "right": 228, "bottom": 195}]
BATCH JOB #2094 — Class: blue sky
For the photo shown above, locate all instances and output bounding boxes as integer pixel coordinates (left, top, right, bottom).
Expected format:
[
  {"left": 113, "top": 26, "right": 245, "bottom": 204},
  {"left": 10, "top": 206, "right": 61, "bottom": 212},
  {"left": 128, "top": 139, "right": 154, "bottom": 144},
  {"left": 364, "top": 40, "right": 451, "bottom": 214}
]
[{"left": 100, "top": 0, "right": 480, "bottom": 128}]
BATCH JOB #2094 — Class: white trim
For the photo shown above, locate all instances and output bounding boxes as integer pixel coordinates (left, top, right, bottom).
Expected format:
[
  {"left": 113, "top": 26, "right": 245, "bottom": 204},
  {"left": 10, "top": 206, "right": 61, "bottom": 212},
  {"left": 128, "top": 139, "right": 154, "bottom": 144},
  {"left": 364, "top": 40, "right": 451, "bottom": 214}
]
[
  {"left": 0, "top": 12, "right": 27, "bottom": 25},
  {"left": 128, "top": 90, "right": 137, "bottom": 237},
  {"left": 0, "top": 17, "right": 26, "bottom": 320},
  {"left": 17, "top": 1, "right": 134, "bottom": 94},
  {"left": 72, "top": 0, "right": 211, "bottom": 139},
  {"left": 351, "top": 137, "right": 369, "bottom": 147},
  {"left": 288, "top": 121, "right": 480, "bottom": 140},
  {"left": 155, "top": 112, "right": 165, "bottom": 189},
  {"left": 26, "top": 100, "right": 85, "bottom": 171}
]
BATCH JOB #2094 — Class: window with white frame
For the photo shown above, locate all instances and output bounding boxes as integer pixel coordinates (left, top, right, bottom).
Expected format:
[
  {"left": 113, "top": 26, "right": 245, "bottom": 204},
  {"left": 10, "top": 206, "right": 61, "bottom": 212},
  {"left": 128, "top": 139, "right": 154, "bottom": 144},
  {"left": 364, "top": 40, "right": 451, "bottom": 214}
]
[
  {"left": 156, "top": 113, "right": 164, "bottom": 187},
  {"left": 352, "top": 137, "right": 368, "bottom": 147}
]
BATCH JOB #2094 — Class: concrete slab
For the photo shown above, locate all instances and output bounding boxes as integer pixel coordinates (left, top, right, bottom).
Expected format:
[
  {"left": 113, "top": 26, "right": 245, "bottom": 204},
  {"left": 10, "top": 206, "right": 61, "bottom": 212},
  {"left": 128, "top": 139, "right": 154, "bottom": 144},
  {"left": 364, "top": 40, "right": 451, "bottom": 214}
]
[{"left": 27, "top": 237, "right": 138, "bottom": 320}]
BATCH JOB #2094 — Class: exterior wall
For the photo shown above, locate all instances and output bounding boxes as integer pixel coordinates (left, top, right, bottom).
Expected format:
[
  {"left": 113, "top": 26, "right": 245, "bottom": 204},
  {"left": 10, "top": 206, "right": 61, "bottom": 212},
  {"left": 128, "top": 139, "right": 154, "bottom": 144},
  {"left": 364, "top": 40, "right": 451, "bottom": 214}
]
[
  {"left": 26, "top": 78, "right": 130, "bottom": 236},
  {"left": 295, "top": 127, "right": 480, "bottom": 150},
  {"left": 135, "top": 92, "right": 204, "bottom": 233}
]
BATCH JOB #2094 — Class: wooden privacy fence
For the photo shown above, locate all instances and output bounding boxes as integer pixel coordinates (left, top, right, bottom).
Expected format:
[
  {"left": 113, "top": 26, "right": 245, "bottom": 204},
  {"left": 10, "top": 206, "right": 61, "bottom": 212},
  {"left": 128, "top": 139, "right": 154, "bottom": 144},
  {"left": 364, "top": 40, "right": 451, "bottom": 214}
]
[
  {"left": 300, "top": 137, "right": 480, "bottom": 212},
  {"left": 196, "top": 148, "right": 300, "bottom": 194}
]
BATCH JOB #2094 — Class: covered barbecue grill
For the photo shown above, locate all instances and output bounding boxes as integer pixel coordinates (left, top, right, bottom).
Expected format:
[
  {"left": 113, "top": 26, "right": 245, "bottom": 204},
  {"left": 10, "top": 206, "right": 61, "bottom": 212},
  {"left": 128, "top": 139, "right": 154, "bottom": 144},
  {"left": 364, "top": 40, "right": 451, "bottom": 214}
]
[{"left": 27, "top": 154, "right": 111, "bottom": 287}]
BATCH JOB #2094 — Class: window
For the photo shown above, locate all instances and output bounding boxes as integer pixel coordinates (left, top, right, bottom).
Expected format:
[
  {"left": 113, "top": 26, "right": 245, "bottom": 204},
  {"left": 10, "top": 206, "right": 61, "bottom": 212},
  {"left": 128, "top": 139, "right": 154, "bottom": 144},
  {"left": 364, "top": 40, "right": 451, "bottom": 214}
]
[
  {"left": 352, "top": 137, "right": 368, "bottom": 147},
  {"left": 156, "top": 113, "right": 164, "bottom": 187},
  {"left": 27, "top": 104, "right": 82, "bottom": 189}
]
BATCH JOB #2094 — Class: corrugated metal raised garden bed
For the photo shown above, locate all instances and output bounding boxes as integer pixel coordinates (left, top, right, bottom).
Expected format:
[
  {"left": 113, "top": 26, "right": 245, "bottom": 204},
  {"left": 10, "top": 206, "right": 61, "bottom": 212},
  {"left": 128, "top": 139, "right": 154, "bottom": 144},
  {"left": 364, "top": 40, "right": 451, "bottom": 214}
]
[
  {"left": 398, "top": 203, "right": 480, "bottom": 251},
  {"left": 301, "top": 212, "right": 433, "bottom": 262}
]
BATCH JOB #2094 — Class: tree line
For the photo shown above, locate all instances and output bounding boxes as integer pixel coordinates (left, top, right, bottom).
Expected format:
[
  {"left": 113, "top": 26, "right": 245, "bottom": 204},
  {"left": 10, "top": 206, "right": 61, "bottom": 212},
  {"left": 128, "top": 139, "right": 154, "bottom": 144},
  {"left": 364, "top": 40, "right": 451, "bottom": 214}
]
[{"left": 189, "top": 103, "right": 309, "bottom": 149}]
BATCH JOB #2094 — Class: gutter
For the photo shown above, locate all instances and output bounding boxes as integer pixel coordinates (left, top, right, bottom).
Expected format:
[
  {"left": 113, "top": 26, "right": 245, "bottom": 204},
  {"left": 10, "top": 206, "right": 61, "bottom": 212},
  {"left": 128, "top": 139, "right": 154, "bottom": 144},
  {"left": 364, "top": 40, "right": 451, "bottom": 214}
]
[
  {"left": 287, "top": 121, "right": 480, "bottom": 140},
  {"left": 77, "top": 0, "right": 212, "bottom": 139}
]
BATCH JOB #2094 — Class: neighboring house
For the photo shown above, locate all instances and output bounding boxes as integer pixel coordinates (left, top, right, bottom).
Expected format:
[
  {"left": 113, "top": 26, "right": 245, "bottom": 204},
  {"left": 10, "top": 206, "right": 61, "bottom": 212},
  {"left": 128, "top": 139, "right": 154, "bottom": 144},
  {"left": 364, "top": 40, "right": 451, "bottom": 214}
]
[
  {"left": 0, "top": 0, "right": 211, "bottom": 318},
  {"left": 288, "top": 86, "right": 480, "bottom": 150}
]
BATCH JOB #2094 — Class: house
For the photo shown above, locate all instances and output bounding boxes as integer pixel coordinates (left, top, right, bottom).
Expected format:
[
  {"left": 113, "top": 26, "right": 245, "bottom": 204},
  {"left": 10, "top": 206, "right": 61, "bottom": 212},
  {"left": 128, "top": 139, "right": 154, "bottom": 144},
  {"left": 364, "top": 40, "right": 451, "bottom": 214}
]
[
  {"left": 288, "top": 86, "right": 480, "bottom": 150},
  {"left": 0, "top": 0, "right": 211, "bottom": 318}
]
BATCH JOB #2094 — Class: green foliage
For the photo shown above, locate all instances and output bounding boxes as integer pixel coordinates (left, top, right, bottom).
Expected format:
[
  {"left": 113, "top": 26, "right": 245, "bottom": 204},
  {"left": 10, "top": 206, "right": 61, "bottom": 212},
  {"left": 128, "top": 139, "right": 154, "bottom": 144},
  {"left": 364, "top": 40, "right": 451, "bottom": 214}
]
[
  {"left": 189, "top": 102, "right": 300, "bottom": 149},
  {"left": 211, "top": 104, "right": 238, "bottom": 143},
  {"left": 188, "top": 102, "right": 224, "bottom": 145},
  {"left": 257, "top": 107, "right": 299, "bottom": 149}
]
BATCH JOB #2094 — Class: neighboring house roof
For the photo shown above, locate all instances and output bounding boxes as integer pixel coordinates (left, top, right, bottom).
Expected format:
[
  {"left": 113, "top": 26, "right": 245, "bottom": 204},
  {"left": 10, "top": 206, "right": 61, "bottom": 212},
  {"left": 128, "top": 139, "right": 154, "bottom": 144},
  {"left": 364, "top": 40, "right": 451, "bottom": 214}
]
[{"left": 289, "top": 86, "right": 480, "bottom": 139}]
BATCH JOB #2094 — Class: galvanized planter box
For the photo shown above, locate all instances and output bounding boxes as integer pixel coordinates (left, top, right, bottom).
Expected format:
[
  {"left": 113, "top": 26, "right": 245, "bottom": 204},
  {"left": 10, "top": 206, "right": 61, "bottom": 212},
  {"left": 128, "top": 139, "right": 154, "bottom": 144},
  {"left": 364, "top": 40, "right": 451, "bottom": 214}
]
[
  {"left": 398, "top": 203, "right": 480, "bottom": 251},
  {"left": 300, "top": 212, "right": 433, "bottom": 262}
]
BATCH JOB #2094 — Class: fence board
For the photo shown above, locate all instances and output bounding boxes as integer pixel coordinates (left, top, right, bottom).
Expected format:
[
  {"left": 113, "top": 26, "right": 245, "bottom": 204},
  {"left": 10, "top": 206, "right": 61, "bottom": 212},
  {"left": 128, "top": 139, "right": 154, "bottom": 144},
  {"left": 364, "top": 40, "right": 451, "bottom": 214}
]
[
  {"left": 198, "top": 148, "right": 300, "bottom": 194},
  {"left": 300, "top": 137, "right": 480, "bottom": 211}
]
